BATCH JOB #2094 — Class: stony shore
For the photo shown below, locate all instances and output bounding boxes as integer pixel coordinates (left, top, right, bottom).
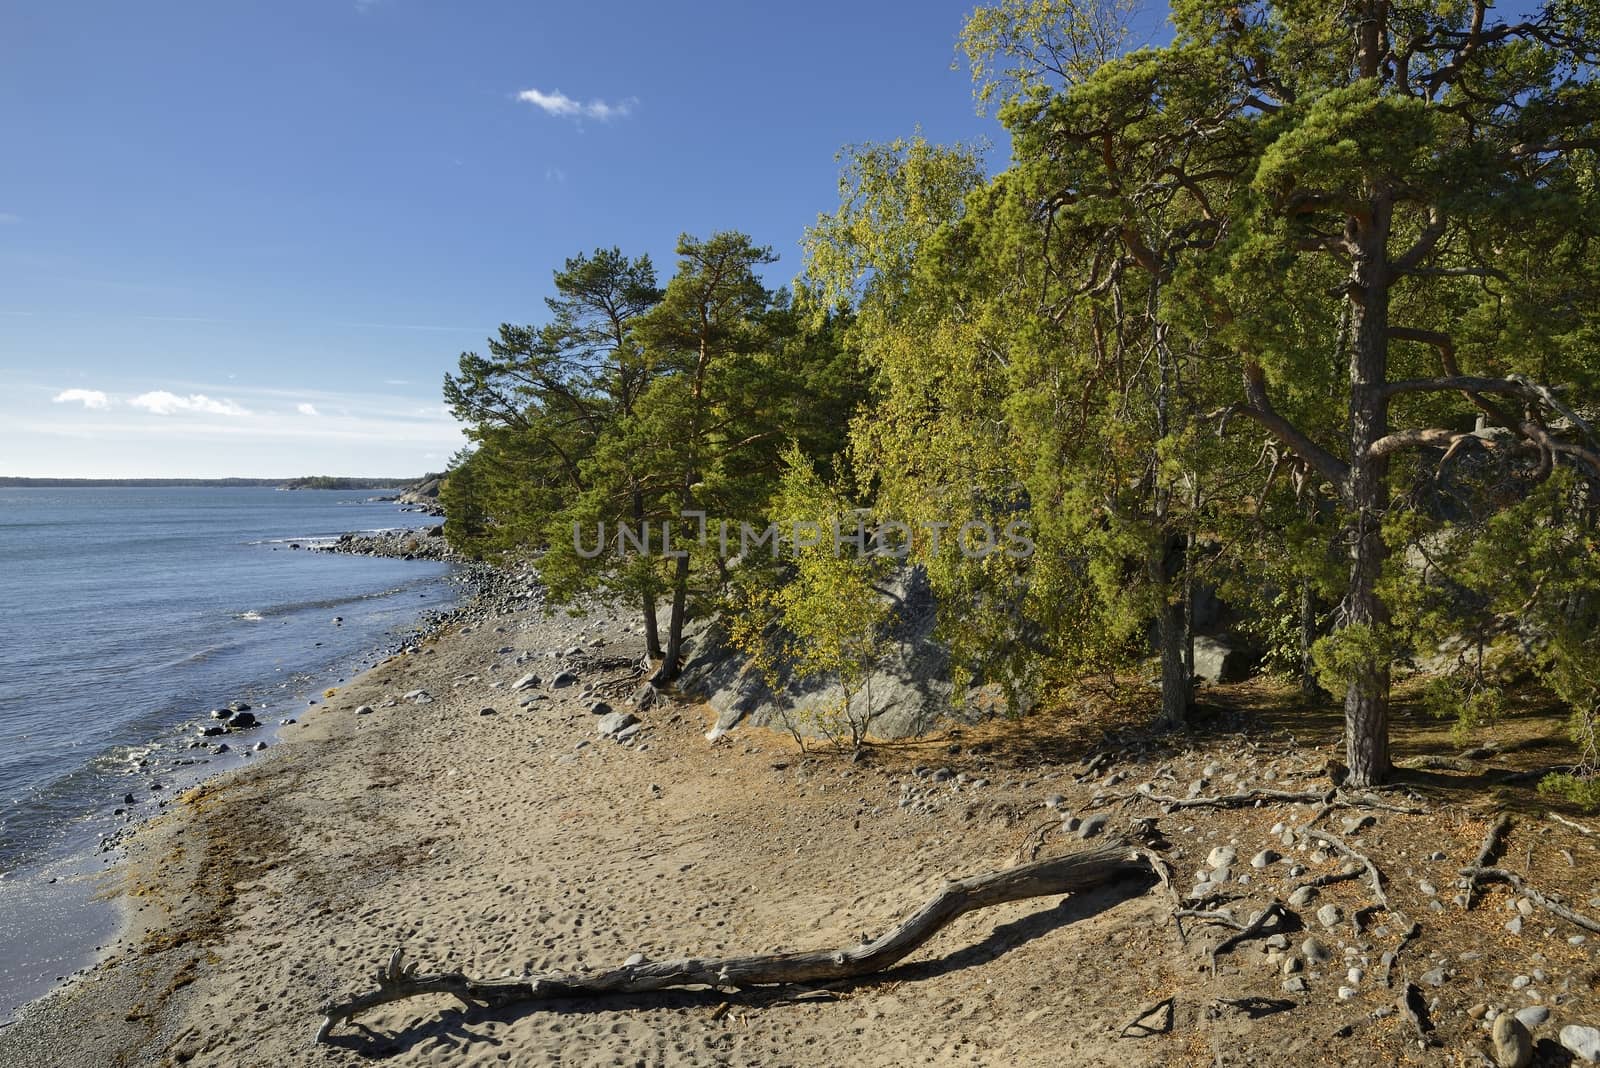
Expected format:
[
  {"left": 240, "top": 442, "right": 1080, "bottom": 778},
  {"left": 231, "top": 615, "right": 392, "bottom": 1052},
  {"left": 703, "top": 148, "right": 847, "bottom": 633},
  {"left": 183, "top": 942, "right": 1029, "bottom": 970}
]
[
  {"left": 2, "top": 550, "right": 1599, "bottom": 1066},
  {"left": 316, "top": 525, "right": 455, "bottom": 562}
]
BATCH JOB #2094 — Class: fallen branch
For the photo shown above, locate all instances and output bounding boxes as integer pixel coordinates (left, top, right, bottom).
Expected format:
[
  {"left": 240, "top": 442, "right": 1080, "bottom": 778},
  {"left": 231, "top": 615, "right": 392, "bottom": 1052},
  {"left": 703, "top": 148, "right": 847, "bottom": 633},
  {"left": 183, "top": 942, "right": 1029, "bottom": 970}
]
[
  {"left": 1458, "top": 867, "right": 1600, "bottom": 934},
  {"left": 317, "top": 842, "right": 1152, "bottom": 1043},
  {"left": 1463, "top": 814, "right": 1512, "bottom": 909}
]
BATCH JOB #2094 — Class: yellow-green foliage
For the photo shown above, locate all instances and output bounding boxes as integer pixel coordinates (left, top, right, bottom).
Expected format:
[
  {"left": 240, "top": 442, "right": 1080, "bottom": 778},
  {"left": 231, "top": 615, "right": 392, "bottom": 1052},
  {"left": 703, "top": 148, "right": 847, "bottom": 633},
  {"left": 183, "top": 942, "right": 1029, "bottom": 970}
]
[{"left": 771, "top": 446, "right": 892, "bottom": 749}]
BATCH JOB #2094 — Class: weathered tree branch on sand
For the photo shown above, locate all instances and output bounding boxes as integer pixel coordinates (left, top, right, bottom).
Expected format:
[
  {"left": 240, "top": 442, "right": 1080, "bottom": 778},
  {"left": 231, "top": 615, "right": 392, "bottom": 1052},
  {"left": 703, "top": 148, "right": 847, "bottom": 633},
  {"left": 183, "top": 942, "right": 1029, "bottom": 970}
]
[
  {"left": 1457, "top": 867, "right": 1600, "bottom": 935},
  {"left": 316, "top": 842, "right": 1153, "bottom": 1043},
  {"left": 1463, "top": 813, "right": 1512, "bottom": 909}
]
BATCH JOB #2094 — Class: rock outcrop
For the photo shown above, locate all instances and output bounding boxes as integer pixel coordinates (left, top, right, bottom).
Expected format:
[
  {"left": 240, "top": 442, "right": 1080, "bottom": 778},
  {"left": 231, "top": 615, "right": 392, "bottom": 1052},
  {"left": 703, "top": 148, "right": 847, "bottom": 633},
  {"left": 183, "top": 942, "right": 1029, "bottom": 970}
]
[{"left": 675, "top": 567, "right": 977, "bottom": 741}]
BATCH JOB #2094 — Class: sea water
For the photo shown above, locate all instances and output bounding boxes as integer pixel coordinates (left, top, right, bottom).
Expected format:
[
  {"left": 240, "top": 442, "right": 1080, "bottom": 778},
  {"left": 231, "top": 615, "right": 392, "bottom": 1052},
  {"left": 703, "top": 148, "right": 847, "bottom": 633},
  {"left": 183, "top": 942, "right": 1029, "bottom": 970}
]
[{"left": 0, "top": 486, "right": 457, "bottom": 1018}]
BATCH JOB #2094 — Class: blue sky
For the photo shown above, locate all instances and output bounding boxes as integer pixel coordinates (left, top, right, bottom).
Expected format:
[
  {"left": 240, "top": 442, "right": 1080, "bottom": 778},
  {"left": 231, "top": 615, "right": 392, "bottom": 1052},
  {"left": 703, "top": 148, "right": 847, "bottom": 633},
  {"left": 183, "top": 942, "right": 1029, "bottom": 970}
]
[{"left": 0, "top": 0, "right": 1173, "bottom": 477}]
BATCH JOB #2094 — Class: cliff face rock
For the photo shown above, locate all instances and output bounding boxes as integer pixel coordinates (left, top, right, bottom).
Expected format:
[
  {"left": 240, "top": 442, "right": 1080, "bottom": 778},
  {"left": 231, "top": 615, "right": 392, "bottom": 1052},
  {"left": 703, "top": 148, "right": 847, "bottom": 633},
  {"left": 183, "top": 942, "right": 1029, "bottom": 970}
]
[
  {"left": 674, "top": 568, "right": 979, "bottom": 741},
  {"left": 396, "top": 475, "right": 444, "bottom": 516}
]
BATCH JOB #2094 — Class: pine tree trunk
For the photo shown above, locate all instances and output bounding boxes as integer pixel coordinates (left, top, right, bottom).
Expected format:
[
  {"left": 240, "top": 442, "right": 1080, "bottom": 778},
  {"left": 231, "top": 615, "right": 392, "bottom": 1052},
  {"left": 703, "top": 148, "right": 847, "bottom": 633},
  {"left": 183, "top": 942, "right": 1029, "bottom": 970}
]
[
  {"left": 653, "top": 553, "right": 691, "bottom": 684},
  {"left": 1340, "top": 169, "right": 1393, "bottom": 788},
  {"left": 630, "top": 487, "right": 663, "bottom": 659},
  {"left": 1298, "top": 581, "right": 1318, "bottom": 700},
  {"left": 1157, "top": 590, "right": 1189, "bottom": 728},
  {"left": 641, "top": 588, "right": 662, "bottom": 661},
  {"left": 1149, "top": 300, "right": 1188, "bottom": 728},
  {"left": 1154, "top": 530, "right": 1189, "bottom": 728}
]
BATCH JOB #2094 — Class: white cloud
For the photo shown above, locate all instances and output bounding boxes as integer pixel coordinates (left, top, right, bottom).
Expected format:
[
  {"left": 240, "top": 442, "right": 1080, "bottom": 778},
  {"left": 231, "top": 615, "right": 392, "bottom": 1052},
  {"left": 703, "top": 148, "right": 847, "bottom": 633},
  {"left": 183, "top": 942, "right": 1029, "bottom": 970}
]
[
  {"left": 129, "top": 391, "right": 250, "bottom": 416},
  {"left": 52, "top": 388, "right": 110, "bottom": 410},
  {"left": 10, "top": 379, "right": 468, "bottom": 476},
  {"left": 0, "top": 213, "right": 19, "bottom": 225},
  {"left": 516, "top": 88, "right": 635, "bottom": 122},
  {"left": 296, "top": 402, "right": 320, "bottom": 416}
]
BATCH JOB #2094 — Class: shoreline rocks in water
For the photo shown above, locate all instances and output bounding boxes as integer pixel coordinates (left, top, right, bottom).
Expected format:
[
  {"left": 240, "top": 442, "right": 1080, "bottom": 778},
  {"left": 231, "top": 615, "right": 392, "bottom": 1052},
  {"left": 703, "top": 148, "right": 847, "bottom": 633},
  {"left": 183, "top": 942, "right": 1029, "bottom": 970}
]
[{"left": 319, "top": 525, "right": 453, "bottom": 561}]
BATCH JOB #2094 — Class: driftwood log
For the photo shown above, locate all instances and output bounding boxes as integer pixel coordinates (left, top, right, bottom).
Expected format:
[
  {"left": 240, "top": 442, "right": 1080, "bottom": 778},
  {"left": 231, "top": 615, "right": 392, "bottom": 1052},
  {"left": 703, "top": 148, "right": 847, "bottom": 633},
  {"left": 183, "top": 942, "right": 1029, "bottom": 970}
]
[{"left": 317, "top": 841, "right": 1153, "bottom": 1043}]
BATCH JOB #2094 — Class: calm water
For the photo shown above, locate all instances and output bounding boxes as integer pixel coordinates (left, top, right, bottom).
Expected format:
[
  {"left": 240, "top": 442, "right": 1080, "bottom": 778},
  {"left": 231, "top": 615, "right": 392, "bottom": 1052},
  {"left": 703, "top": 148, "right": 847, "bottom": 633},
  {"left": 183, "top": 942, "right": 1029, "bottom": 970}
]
[{"left": 0, "top": 486, "right": 457, "bottom": 1017}]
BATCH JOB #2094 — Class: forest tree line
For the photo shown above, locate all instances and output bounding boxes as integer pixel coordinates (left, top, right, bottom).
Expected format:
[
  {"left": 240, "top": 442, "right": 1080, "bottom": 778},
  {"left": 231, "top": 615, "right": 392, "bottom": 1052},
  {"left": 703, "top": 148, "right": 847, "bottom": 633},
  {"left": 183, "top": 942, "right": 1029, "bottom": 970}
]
[{"left": 441, "top": 0, "right": 1600, "bottom": 800}]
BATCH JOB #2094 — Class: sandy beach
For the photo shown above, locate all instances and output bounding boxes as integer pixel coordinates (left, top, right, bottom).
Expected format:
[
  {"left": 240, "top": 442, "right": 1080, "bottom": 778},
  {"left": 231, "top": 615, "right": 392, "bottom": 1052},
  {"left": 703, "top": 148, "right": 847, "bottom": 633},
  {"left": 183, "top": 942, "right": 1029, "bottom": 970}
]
[{"left": 3, "top": 559, "right": 1599, "bottom": 1068}]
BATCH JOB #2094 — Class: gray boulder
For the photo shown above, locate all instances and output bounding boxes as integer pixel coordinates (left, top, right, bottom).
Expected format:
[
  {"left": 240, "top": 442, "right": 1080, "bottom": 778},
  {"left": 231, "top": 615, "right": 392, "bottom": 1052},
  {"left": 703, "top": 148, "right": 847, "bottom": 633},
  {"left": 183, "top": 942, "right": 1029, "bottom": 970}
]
[
  {"left": 1492, "top": 1014, "right": 1532, "bottom": 1068},
  {"left": 675, "top": 566, "right": 976, "bottom": 740},
  {"left": 597, "top": 711, "right": 640, "bottom": 738},
  {"left": 1192, "top": 635, "right": 1257, "bottom": 684},
  {"left": 1563, "top": 1025, "right": 1600, "bottom": 1063}
]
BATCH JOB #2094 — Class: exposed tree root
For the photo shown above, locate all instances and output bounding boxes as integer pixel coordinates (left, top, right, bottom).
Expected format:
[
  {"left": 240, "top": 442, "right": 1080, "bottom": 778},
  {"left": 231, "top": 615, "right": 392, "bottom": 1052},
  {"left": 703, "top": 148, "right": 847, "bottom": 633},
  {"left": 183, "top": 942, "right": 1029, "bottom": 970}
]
[
  {"left": 1458, "top": 867, "right": 1600, "bottom": 934},
  {"left": 1549, "top": 812, "right": 1600, "bottom": 839},
  {"left": 1380, "top": 920, "right": 1420, "bottom": 988},
  {"left": 1463, "top": 814, "right": 1513, "bottom": 909},
  {"left": 1136, "top": 785, "right": 1426, "bottom": 817},
  {"left": 1208, "top": 901, "right": 1290, "bottom": 977},
  {"left": 316, "top": 842, "right": 1152, "bottom": 1043},
  {"left": 1398, "top": 754, "right": 1482, "bottom": 773},
  {"left": 1137, "top": 786, "right": 1332, "bottom": 810},
  {"left": 1297, "top": 829, "right": 1390, "bottom": 912},
  {"left": 1495, "top": 765, "right": 1574, "bottom": 785},
  {"left": 1398, "top": 982, "right": 1436, "bottom": 1045},
  {"left": 1291, "top": 864, "right": 1365, "bottom": 894},
  {"left": 1118, "top": 996, "right": 1174, "bottom": 1038}
]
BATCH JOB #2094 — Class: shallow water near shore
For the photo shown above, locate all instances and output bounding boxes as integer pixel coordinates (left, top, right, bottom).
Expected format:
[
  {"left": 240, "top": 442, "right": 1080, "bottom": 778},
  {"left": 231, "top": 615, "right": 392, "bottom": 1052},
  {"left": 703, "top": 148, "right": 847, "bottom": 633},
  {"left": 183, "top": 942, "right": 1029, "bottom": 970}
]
[{"left": 0, "top": 486, "right": 456, "bottom": 1019}]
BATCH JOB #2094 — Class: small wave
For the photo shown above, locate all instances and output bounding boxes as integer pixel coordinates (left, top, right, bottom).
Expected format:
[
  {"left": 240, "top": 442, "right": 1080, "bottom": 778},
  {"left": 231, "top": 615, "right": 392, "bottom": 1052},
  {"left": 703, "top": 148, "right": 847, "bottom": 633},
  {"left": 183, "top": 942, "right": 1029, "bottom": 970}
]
[
  {"left": 247, "top": 526, "right": 429, "bottom": 547},
  {"left": 230, "top": 582, "right": 436, "bottom": 621},
  {"left": 249, "top": 535, "right": 341, "bottom": 548}
]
